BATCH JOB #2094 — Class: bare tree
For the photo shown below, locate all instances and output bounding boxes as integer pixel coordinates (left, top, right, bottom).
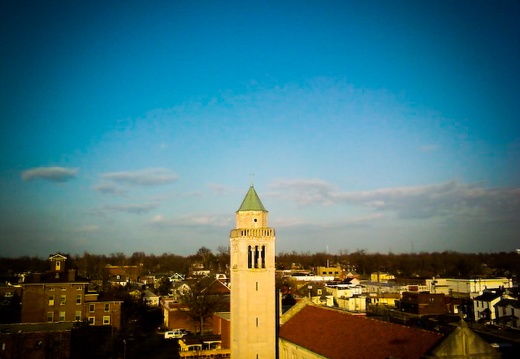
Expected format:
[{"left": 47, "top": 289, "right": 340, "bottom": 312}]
[{"left": 178, "top": 278, "right": 227, "bottom": 334}]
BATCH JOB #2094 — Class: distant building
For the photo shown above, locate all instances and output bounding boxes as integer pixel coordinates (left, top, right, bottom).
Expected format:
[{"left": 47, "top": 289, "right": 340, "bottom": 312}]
[
  {"left": 399, "top": 291, "right": 448, "bottom": 315},
  {"left": 315, "top": 265, "right": 344, "bottom": 279},
  {"left": 370, "top": 272, "right": 395, "bottom": 282},
  {"left": 20, "top": 253, "right": 123, "bottom": 329}
]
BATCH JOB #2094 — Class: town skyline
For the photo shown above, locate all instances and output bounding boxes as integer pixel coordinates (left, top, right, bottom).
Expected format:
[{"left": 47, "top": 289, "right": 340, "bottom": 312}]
[{"left": 1, "top": 1, "right": 519, "bottom": 257}]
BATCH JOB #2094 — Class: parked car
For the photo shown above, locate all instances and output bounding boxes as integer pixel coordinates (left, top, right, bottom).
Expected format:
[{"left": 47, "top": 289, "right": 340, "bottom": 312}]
[{"left": 164, "top": 329, "right": 186, "bottom": 339}]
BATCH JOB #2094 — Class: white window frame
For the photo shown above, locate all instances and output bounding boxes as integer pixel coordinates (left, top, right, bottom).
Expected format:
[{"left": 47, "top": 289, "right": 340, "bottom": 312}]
[{"left": 103, "top": 316, "right": 110, "bottom": 325}]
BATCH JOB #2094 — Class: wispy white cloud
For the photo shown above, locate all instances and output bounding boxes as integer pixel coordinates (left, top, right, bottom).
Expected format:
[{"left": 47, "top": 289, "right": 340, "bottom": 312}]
[
  {"left": 92, "top": 182, "right": 127, "bottom": 195},
  {"left": 150, "top": 213, "right": 231, "bottom": 228},
  {"left": 270, "top": 179, "right": 520, "bottom": 222},
  {"left": 92, "top": 203, "right": 159, "bottom": 215},
  {"left": 21, "top": 166, "right": 78, "bottom": 182},
  {"left": 101, "top": 168, "right": 178, "bottom": 186}
]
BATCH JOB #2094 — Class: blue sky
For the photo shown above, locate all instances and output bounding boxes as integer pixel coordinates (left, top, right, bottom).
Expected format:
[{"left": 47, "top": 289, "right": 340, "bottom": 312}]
[{"left": 1, "top": 0, "right": 519, "bottom": 257}]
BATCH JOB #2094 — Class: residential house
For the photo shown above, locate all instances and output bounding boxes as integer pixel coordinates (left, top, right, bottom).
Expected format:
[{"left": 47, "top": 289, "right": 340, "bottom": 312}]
[
  {"left": 104, "top": 264, "right": 140, "bottom": 286},
  {"left": 473, "top": 288, "right": 505, "bottom": 323},
  {"left": 295, "top": 282, "right": 334, "bottom": 306},
  {"left": 143, "top": 290, "right": 160, "bottom": 306},
  {"left": 278, "top": 300, "right": 498, "bottom": 359},
  {"left": 494, "top": 296, "right": 520, "bottom": 329},
  {"left": 84, "top": 292, "right": 123, "bottom": 329}
]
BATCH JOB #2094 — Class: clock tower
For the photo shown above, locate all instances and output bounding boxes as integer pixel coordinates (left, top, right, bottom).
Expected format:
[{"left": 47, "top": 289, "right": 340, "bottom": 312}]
[{"left": 230, "top": 185, "right": 276, "bottom": 358}]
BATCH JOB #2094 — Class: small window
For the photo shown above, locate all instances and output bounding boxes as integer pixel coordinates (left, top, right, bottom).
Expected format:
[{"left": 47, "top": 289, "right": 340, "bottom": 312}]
[
  {"left": 48, "top": 296, "right": 54, "bottom": 306},
  {"left": 317, "top": 289, "right": 322, "bottom": 295},
  {"left": 89, "top": 304, "right": 95, "bottom": 312},
  {"left": 103, "top": 316, "right": 110, "bottom": 325},
  {"left": 60, "top": 295, "right": 66, "bottom": 305},
  {"left": 59, "top": 312, "right": 65, "bottom": 321},
  {"left": 49, "top": 287, "right": 55, "bottom": 291},
  {"left": 104, "top": 303, "right": 110, "bottom": 312},
  {"left": 88, "top": 317, "right": 95, "bottom": 325},
  {"left": 47, "top": 312, "right": 54, "bottom": 322},
  {"left": 76, "top": 294, "right": 82, "bottom": 304},
  {"left": 61, "top": 287, "right": 66, "bottom": 291},
  {"left": 76, "top": 286, "right": 82, "bottom": 291},
  {"left": 75, "top": 311, "right": 81, "bottom": 321}
]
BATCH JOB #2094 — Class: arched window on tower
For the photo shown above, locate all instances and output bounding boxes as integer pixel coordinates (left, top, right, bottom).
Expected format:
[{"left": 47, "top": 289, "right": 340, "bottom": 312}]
[{"left": 248, "top": 246, "right": 252, "bottom": 269}]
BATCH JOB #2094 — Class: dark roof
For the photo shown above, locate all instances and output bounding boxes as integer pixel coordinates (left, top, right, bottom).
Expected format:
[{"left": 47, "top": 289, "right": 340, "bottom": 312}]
[
  {"left": 237, "top": 186, "right": 267, "bottom": 212},
  {"left": 474, "top": 290, "right": 503, "bottom": 302},
  {"left": 279, "top": 305, "right": 443, "bottom": 359},
  {"left": 494, "top": 298, "right": 520, "bottom": 309}
]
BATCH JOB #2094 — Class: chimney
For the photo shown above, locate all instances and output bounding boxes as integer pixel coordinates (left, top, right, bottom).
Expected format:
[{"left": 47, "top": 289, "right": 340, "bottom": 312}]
[{"left": 68, "top": 269, "right": 76, "bottom": 282}]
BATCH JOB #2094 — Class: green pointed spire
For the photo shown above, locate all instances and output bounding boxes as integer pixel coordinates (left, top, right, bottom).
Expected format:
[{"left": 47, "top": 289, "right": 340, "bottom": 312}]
[{"left": 237, "top": 186, "right": 267, "bottom": 212}]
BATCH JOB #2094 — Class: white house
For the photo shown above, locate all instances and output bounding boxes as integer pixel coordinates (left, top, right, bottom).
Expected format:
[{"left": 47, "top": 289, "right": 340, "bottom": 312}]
[
  {"left": 494, "top": 297, "right": 520, "bottom": 329},
  {"left": 473, "top": 288, "right": 504, "bottom": 323}
]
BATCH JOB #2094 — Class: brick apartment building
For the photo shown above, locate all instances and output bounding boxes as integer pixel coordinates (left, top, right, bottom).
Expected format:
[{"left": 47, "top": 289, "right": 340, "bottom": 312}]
[{"left": 21, "top": 253, "right": 123, "bottom": 329}]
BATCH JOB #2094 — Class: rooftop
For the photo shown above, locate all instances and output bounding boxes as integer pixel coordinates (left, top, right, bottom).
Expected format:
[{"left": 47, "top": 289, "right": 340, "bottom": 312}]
[
  {"left": 237, "top": 185, "right": 267, "bottom": 212},
  {"left": 279, "top": 304, "right": 443, "bottom": 359}
]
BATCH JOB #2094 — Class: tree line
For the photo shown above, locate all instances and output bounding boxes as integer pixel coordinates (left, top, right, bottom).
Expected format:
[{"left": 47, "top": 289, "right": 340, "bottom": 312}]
[{"left": 1, "top": 248, "right": 519, "bottom": 280}]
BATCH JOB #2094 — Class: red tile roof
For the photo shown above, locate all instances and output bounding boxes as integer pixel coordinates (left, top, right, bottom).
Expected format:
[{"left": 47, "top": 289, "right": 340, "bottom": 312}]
[{"left": 279, "top": 305, "right": 443, "bottom": 359}]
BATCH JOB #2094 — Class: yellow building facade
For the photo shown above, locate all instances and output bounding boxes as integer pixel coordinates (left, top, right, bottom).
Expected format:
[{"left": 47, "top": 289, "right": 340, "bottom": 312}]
[{"left": 230, "top": 186, "right": 276, "bottom": 358}]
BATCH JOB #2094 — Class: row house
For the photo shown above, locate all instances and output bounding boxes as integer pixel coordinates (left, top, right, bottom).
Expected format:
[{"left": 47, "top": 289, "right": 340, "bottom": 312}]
[{"left": 20, "top": 253, "right": 123, "bottom": 329}]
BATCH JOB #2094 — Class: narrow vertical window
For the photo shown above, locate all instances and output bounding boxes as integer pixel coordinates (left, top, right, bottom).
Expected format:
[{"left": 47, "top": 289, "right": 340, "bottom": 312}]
[
  {"left": 256, "top": 317, "right": 259, "bottom": 327},
  {"left": 254, "top": 246, "right": 259, "bottom": 268},
  {"left": 256, "top": 282, "right": 258, "bottom": 291},
  {"left": 261, "top": 246, "right": 266, "bottom": 268},
  {"left": 248, "top": 246, "right": 252, "bottom": 268}
]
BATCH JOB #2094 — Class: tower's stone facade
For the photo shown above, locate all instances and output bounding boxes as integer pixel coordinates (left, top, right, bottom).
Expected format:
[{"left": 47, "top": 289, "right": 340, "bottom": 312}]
[{"left": 230, "top": 186, "right": 276, "bottom": 358}]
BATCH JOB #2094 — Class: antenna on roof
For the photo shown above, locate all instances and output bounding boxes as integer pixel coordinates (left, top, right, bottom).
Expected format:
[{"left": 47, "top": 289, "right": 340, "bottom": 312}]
[{"left": 249, "top": 173, "right": 255, "bottom": 186}]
